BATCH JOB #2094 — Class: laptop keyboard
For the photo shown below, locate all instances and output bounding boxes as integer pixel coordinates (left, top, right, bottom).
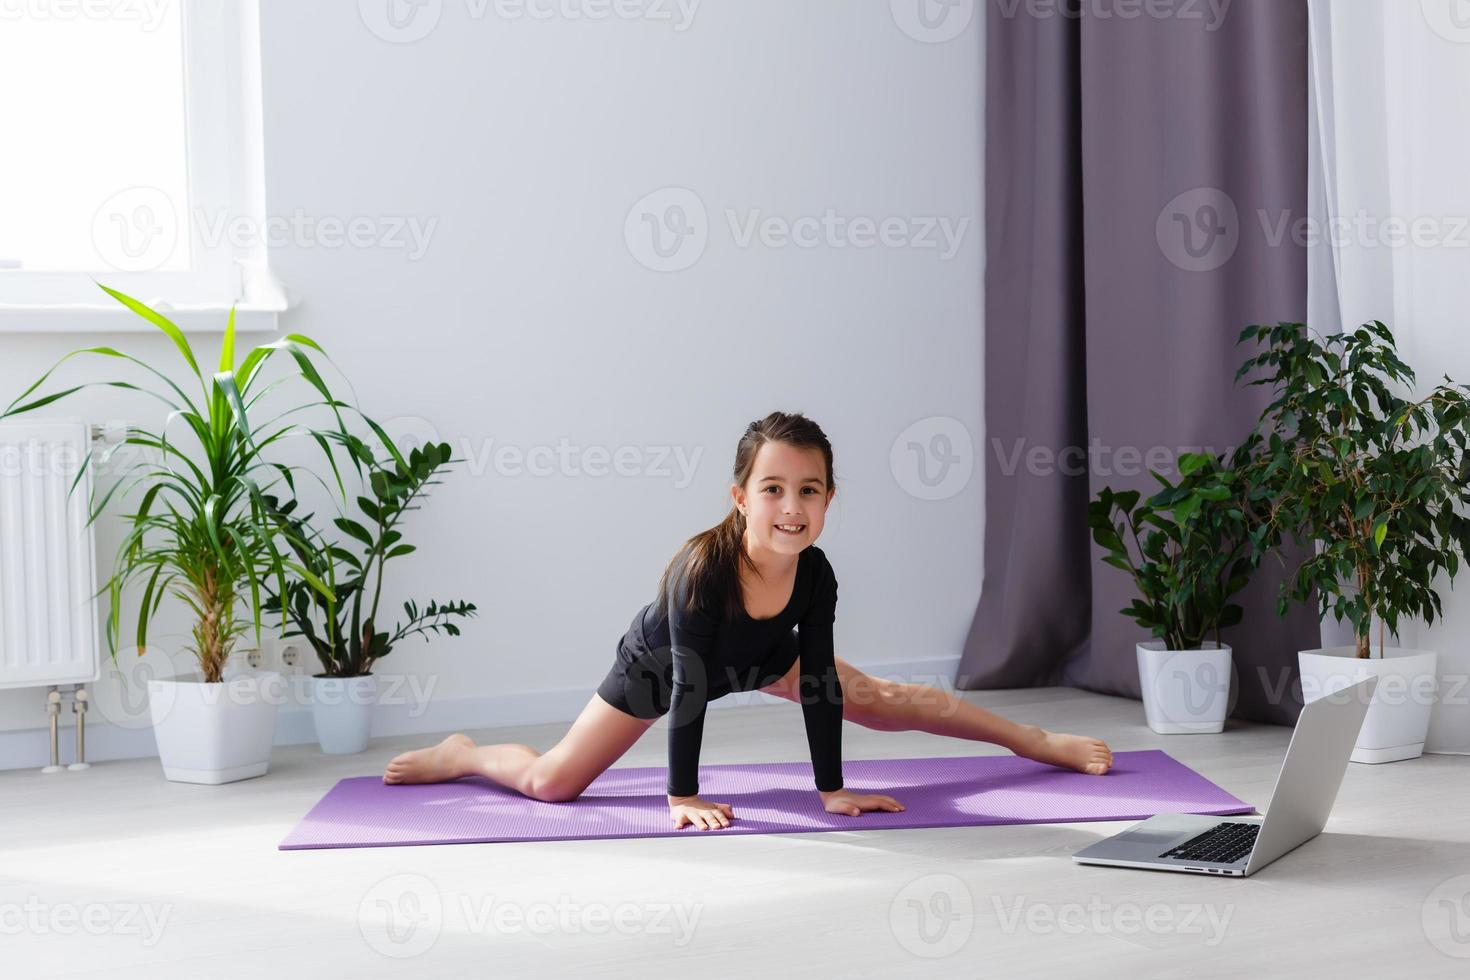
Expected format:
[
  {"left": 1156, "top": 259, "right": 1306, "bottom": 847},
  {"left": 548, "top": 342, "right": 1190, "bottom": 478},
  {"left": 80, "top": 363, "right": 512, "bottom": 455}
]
[{"left": 1159, "top": 821, "right": 1259, "bottom": 864}]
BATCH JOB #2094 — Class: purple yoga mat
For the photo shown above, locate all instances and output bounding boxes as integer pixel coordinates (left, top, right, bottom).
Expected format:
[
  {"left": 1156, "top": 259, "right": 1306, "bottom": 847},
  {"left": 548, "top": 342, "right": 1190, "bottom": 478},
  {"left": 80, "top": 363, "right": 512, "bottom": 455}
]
[{"left": 278, "top": 749, "right": 1255, "bottom": 850}]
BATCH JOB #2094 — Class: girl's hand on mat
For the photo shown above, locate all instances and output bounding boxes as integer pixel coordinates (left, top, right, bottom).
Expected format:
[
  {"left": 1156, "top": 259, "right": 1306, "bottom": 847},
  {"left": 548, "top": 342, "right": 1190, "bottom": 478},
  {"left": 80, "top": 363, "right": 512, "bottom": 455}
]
[
  {"left": 668, "top": 796, "right": 735, "bottom": 830},
  {"left": 819, "top": 788, "right": 905, "bottom": 817}
]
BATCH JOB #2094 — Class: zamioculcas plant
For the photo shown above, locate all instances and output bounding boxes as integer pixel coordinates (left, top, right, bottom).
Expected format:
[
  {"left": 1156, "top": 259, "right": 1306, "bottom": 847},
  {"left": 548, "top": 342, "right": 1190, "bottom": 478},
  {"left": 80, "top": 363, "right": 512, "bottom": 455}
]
[
  {"left": 264, "top": 432, "right": 477, "bottom": 677},
  {"left": 1088, "top": 452, "right": 1258, "bottom": 651},
  {"left": 1233, "top": 321, "right": 1470, "bottom": 659},
  {"left": 0, "top": 284, "right": 352, "bottom": 683}
]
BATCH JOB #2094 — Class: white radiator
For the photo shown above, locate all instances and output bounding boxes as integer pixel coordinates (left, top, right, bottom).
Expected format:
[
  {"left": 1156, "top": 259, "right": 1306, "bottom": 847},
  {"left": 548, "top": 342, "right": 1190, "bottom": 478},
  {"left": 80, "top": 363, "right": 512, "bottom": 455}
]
[{"left": 0, "top": 421, "right": 101, "bottom": 771}]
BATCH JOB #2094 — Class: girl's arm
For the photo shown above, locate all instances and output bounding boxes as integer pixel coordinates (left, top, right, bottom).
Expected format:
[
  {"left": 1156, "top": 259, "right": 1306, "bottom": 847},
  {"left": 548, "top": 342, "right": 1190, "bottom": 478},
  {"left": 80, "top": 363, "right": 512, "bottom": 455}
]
[
  {"left": 665, "top": 568, "right": 717, "bottom": 799},
  {"left": 797, "top": 553, "right": 844, "bottom": 793}
]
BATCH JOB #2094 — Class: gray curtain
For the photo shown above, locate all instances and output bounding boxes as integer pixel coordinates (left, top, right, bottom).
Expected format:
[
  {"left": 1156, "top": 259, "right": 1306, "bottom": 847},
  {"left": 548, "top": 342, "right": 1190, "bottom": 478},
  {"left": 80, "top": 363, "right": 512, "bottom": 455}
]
[{"left": 958, "top": 0, "right": 1321, "bottom": 725}]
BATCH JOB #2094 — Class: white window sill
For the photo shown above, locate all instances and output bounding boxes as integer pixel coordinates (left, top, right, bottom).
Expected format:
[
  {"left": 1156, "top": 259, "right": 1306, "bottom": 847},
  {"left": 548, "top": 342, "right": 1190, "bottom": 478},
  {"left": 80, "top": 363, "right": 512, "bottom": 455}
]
[
  {"left": 0, "top": 305, "right": 284, "bottom": 334},
  {"left": 0, "top": 263, "right": 293, "bottom": 334}
]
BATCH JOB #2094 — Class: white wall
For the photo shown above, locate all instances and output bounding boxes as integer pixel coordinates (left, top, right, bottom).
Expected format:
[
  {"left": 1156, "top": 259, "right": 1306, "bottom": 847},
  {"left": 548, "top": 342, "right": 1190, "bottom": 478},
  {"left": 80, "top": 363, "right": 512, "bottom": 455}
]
[
  {"left": 0, "top": 0, "right": 984, "bottom": 763},
  {"left": 1307, "top": 0, "right": 1470, "bottom": 751}
]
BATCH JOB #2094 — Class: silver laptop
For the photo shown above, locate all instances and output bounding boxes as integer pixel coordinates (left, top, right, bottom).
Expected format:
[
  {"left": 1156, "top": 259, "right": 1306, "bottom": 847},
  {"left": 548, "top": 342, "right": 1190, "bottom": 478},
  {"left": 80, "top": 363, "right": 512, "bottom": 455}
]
[{"left": 1072, "top": 674, "right": 1378, "bottom": 877}]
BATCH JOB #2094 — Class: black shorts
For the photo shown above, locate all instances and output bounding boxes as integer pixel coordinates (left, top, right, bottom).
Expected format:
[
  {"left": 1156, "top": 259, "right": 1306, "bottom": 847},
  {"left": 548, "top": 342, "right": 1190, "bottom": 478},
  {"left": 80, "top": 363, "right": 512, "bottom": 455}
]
[{"left": 596, "top": 626, "right": 802, "bottom": 720}]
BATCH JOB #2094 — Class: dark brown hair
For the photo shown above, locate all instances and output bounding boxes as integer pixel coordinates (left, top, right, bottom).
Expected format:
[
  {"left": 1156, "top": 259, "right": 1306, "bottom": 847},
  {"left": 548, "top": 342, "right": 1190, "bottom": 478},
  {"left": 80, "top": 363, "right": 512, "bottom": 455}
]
[{"left": 657, "top": 411, "right": 837, "bottom": 621}]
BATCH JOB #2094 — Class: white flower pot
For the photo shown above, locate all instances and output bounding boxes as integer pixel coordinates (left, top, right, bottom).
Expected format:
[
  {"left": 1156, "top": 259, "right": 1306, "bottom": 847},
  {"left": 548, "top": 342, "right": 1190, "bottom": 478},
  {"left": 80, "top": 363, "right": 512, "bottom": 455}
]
[
  {"left": 1426, "top": 642, "right": 1470, "bottom": 755},
  {"left": 147, "top": 671, "right": 286, "bottom": 784},
  {"left": 1297, "top": 646, "right": 1438, "bottom": 763},
  {"left": 1136, "top": 641, "right": 1235, "bottom": 734},
  {"left": 310, "top": 674, "right": 378, "bottom": 754}
]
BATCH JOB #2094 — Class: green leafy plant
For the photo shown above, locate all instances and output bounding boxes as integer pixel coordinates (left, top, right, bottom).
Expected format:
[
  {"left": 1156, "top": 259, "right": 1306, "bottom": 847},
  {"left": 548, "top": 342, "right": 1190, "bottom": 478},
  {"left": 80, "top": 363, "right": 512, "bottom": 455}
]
[
  {"left": 264, "top": 434, "right": 477, "bottom": 677},
  {"left": 0, "top": 284, "right": 351, "bottom": 683},
  {"left": 1088, "top": 452, "right": 1257, "bottom": 651},
  {"left": 1233, "top": 321, "right": 1470, "bottom": 659}
]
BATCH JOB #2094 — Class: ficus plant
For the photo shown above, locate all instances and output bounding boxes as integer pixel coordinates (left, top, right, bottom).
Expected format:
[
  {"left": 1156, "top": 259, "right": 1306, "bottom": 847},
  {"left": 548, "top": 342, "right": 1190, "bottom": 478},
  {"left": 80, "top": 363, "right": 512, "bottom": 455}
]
[
  {"left": 1088, "top": 452, "right": 1258, "bottom": 651},
  {"left": 0, "top": 284, "right": 351, "bottom": 683},
  {"left": 263, "top": 432, "right": 477, "bottom": 678},
  {"left": 1233, "top": 321, "right": 1470, "bottom": 659}
]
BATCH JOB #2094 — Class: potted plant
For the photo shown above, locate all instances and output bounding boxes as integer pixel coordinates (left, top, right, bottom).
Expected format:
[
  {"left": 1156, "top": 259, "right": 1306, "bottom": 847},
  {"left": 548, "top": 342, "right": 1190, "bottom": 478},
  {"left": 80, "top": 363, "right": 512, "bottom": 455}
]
[
  {"left": 2, "top": 284, "right": 350, "bottom": 783},
  {"left": 1089, "top": 452, "right": 1256, "bottom": 734},
  {"left": 264, "top": 432, "right": 477, "bottom": 754},
  {"left": 1234, "top": 321, "right": 1470, "bottom": 762}
]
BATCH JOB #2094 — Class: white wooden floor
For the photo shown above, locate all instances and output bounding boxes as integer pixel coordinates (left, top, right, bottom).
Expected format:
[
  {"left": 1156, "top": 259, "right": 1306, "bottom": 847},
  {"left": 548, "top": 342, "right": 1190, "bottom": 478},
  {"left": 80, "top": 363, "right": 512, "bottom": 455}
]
[{"left": 5, "top": 686, "right": 1469, "bottom": 979}]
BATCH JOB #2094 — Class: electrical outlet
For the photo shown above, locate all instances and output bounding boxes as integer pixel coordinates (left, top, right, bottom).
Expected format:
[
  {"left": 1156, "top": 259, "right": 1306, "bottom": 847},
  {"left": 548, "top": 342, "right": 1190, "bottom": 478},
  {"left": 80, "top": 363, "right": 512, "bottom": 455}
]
[
  {"left": 279, "top": 642, "right": 301, "bottom": 670},
  {"left": 245, "top": 648, "right": 264, "bottom": 670}
]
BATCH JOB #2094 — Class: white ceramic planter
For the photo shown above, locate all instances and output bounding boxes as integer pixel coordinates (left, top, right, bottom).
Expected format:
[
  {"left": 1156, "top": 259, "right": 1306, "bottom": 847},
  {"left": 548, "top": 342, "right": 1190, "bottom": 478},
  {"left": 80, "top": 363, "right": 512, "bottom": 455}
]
[
  {"left": 1136, "top": 641, "right": 1235, "bottom": 734},
  {"left": 147, "top": 671, "right": 286, "bottom": 784},
  {"left": 310, "top": 674, "right": 378, "bottom": 754},
  {"left": 1426, "top": 641, "right": 1470, "bottom": 755},
  {"left": 1298, "top": 646, "right": 1437, "bottom": 763}
]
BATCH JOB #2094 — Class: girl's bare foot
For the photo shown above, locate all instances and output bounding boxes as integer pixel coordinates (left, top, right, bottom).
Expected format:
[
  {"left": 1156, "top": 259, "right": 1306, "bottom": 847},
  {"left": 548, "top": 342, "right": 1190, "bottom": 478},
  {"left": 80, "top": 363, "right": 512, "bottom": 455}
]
[
  {"left": 383, "top": 733, "right": 476, "bottom": 784},
  {"left": 1011, "top": 725, "right": 1113, "bottom": 775}
]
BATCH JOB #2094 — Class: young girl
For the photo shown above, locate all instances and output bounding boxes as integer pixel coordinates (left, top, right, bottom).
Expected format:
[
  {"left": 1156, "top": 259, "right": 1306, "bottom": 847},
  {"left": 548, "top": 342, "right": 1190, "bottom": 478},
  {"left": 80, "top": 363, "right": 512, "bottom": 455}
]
[{"left": 383, "top": 411, "right": 1113, "bottom": 831}]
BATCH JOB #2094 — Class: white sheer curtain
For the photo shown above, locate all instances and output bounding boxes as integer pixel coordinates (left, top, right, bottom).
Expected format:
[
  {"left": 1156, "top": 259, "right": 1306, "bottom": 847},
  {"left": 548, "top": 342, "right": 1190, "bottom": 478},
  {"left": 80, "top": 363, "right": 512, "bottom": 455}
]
[{"left": 1308, "top": 0, "right": 1470, "bottom": 752}]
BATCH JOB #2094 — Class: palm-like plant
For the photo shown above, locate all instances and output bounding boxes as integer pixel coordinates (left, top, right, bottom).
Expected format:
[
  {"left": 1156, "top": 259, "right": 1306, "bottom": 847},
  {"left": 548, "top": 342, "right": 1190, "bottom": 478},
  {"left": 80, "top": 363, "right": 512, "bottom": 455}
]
[{"left": 1, "top": 284, "right": 351, "bottom": 683}]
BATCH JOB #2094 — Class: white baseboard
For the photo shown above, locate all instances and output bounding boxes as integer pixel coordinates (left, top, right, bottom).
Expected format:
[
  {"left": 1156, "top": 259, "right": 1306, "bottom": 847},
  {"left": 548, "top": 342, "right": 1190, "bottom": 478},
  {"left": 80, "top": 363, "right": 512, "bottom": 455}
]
[{"left": 0, "top": 655, "right": 963, "bottom": 772}]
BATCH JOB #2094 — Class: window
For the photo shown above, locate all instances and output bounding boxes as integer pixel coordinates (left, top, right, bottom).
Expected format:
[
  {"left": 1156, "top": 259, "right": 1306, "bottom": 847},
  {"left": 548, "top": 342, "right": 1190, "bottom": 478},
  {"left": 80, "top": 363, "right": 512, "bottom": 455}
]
[{"left": 0, "top": 0, "right": 281, "bottom": 330}]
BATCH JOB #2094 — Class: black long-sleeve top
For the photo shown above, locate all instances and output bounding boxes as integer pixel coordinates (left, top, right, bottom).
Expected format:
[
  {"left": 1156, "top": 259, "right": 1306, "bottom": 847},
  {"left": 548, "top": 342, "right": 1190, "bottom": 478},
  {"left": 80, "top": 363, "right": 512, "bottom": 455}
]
[{"left": 648, "top": 544, "right": 844, "bottom": 798}]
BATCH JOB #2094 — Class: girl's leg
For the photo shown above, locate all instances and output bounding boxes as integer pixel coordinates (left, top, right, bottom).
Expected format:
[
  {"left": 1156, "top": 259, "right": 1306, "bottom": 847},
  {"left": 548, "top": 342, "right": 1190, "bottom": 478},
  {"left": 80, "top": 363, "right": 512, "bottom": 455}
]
[
  {"left": 759, "top": 655, "right": 1113, "bottom": 775},
  {"left": 885, "top": 669, "right": 1113, "bottom": 775},
  {"left": 383, "top": 692, "right": 660, "bottom": 800}
]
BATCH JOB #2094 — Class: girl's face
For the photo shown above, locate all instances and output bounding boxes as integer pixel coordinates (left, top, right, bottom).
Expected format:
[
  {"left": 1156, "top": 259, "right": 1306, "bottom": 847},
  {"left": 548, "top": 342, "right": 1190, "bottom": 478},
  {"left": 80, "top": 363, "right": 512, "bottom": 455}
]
[{"left": 732, "top": 441, "right": 834, "bottom": 554}]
